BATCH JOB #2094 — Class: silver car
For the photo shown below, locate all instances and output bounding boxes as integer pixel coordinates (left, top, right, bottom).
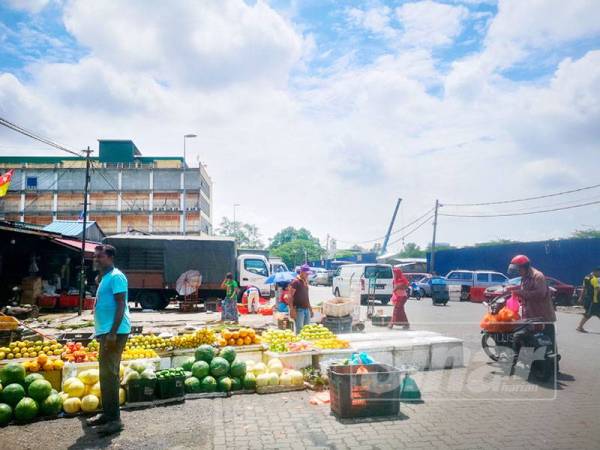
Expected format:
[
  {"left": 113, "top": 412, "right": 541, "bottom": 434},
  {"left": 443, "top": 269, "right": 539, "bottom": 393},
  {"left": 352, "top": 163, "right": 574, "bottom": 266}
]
[{"left": 309, "top": 267, "right": 330, "bottom": 286}]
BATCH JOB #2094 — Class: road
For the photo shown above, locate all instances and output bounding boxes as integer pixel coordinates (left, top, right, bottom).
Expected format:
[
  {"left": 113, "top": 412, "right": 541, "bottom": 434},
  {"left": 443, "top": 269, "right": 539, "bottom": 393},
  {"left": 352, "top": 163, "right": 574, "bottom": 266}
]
[{"left": 2, "top": 286, "right": 600, "bottom": 450}]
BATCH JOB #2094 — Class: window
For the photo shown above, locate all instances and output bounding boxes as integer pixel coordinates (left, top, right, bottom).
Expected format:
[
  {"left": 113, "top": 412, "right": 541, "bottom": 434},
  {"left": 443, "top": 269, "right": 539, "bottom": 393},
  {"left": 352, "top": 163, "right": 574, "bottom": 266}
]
[
  {"left": 447, "top": 272, "right": 461, "bottom": 280},
  {"left": 244, "top": 259, "right": 268, "bottom": 277},
  {"left": 477, "top": 273, "right": 489, "bottom": 283},
  {"left": 364, "top": 265, "right": 393, "bottom": 279},
  {"left": 26, "top": 176, "right": 38, "bottom": 190},
  {"left": 491, "top": 273, "right": 508, "bottom": 283}
]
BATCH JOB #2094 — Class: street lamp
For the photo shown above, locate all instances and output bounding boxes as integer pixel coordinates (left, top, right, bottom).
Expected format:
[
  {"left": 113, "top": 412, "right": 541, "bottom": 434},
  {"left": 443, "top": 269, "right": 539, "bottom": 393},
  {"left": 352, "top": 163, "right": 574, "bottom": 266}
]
[
  {"left": 233, "top": 203, "right": 240, "bottom": 238},
  {"left": 182, "top": 134, "right": 197, "bottom": 235}
]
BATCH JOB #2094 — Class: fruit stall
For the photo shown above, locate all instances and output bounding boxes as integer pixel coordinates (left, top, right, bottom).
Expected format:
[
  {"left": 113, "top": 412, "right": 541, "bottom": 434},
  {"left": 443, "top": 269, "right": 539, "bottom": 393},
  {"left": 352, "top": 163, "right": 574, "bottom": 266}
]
[{"left": 0, "top": 323, "right": 463, "bottom": 425}]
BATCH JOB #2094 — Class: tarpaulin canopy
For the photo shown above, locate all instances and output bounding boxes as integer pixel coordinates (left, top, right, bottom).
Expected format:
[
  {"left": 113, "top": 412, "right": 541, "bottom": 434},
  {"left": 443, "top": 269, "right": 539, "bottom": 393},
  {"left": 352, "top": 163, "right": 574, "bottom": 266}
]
[{"left": 52, "top": 238, "right": 99, "bottom": 257}]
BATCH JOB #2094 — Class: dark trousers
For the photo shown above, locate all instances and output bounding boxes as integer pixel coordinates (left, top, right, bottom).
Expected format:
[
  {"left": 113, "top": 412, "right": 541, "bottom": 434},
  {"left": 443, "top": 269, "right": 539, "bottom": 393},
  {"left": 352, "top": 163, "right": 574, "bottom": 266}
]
[{"left": 98, "top": 333, "right": 128, "bottom": 421}]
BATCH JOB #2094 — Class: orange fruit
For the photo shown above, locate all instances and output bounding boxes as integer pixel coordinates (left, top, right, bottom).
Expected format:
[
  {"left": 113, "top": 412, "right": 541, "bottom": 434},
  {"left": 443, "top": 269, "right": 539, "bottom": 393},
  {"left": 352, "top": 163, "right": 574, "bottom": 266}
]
[
  {"left": 37, "top": 354, "right": 48, "bottom": 365},
  {"left": 235, "top": 338, "right": 244, "bottom": 346},
  {"left": 228, "top": 338, "right": 236, "bottom": 346},
  {"left": 222, "top": 330, "right": 232, "bottom": 340},
  {"left": 232, "top": 332, "right": 239, "bottom": 340},
  {"left": 247, "top": 329, "right": 256, "bottom": 337},
  {"left": 253, "top": 336, "right": 261, "bottom": 344},
  {"left": 243, "top": 336, "right": 252, "bottom": 345},
  {"left": 43, "top": 361, "right": 54, "bottom": 371},
  {"left": 239, "top": 329, "right": 248, "bottom": 338},
  {"left": 53, "top": 359, "right": 64, "bottom": 369},
  {"left": 218, "top": 338, "right": 227, "bottom": 347},
  {"left": 29, "top": 362, "right": 40, "bottom": 372}
]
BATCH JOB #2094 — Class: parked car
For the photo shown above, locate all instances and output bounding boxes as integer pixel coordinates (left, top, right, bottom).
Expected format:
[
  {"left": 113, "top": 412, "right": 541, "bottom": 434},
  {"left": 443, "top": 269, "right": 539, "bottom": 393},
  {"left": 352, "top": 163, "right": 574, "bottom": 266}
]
[
  {"left": 484, "top": 276, "right": 575, "bottom": 306},
  {"left": 405, "top": 272, "right": 430, "bottom": 283},
  {"left": 309, "top": 267, "right": 330, "bottom": 286},
  {"left": 332, "top": 263, "right": 394, "bottom": 305},
  {"left": 410, "top": 274, "right": 433, "bottom": 298},
  {"left": 445, "top": 270, "right": 509, "bottom": 289}
]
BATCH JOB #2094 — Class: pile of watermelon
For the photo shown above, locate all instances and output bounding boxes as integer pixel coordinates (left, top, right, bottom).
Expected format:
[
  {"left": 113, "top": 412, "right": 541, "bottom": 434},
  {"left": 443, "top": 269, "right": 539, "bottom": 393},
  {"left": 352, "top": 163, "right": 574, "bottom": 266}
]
[
  {"left": 181, "top": 345, "right": 256, "bottom": 394},
  {"left": 0, "top": 362, "right": 62, "bottom": 426}
]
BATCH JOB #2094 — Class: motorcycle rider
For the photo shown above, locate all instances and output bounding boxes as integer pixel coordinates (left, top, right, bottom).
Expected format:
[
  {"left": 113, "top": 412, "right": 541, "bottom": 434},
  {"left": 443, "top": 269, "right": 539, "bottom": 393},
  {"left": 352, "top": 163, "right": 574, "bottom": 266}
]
[{"left": 507, "top": 255, "right": 559, "bottom": 373}]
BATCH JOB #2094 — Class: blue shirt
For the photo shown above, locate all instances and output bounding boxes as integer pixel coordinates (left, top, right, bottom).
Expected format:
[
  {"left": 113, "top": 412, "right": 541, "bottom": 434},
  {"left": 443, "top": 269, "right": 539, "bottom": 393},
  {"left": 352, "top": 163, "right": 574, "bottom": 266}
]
[{"left": 95, "top": 267, "right": 131, "bottom": 335}]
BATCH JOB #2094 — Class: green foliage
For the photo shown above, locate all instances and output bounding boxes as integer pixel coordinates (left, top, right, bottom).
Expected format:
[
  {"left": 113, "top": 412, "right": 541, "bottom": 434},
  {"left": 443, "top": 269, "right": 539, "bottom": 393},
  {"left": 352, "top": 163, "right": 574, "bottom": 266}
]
[
  {"left": 473, "top": 239, "right": 519, "bottom": 247},
  {"left": 572, "top": 228, "right": 600, "bottom": 239},
  {"left": 269, "top": 227, "right": 319, "bottom": 249},
  {"left": 271, "top": 239, "right": 324, "bottom": 268},
  {"left": 334, "top": 249, "right": 357, "bottom": 259},
  {"left": 399, "top": 242, "right": 425, "bottom": 258},
  {"left": 217, "top": 217, "right": 264, "bottom": 249}
]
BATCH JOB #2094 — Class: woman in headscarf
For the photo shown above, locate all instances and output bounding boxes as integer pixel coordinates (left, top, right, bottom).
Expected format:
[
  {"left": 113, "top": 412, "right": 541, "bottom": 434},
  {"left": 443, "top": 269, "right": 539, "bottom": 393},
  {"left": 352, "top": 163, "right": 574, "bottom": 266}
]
[
  {"left": 220, "top": 272, "right": 239, "bottom": 323},
  {"left": 389, "top": 267, "right": 410, "bottom": 329}
]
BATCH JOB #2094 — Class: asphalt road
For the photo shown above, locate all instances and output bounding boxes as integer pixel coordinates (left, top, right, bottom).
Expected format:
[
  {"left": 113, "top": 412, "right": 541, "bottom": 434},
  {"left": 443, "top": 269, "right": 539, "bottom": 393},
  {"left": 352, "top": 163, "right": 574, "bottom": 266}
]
[{"left": 2, "top": 287, "right": 600, "bottom": 450}]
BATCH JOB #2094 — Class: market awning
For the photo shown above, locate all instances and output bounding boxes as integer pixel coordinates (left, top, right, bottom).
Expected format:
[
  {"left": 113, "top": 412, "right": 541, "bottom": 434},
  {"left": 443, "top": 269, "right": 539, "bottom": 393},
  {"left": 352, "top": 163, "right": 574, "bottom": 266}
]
[{"left": 52, "top": 238, "right": 99, "bottom": 256}]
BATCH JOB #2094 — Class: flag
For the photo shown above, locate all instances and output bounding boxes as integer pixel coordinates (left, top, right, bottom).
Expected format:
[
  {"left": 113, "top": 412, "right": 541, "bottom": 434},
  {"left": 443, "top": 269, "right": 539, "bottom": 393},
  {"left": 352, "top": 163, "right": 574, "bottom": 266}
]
[{"left": 0, "top": 169, "right": 14, "bottom": 197}]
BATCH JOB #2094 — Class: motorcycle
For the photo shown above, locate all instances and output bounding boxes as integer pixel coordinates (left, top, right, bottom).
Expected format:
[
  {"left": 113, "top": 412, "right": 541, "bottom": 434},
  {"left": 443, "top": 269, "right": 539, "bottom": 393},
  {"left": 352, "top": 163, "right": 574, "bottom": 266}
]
[{"left": 481, "top": 293, "right": 558, "bottom": 382}]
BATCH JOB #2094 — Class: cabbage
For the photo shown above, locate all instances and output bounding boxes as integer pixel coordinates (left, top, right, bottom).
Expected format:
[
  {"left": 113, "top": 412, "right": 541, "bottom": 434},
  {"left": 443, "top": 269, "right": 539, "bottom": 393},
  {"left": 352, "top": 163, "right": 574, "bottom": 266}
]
[
  {"left": 256, "top": 373, "right": 270, "bottom": 387},
  {"left": 129, "top": 361, "right": 150, "bottom": 374},
  {"left": 140, "top": 369, "right": 156, "bottom": 380}
]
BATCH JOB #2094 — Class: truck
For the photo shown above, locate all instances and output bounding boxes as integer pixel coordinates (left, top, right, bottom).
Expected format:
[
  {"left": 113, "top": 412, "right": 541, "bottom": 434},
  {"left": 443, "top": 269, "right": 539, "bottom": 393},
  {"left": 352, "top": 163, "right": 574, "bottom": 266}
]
[{"left": 104, "top": 234, "right": 272, "bottom": 310}]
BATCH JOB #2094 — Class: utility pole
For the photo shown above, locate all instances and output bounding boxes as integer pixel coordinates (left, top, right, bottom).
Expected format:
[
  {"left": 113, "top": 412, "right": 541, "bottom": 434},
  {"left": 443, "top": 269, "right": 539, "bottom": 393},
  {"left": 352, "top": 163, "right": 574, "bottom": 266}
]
[
  {"left": 430, "top": 199, "right": 440, "bottom": 274},
  {"left": 381, "top": 198, "right": 402, "bottom": 255},
  {"left": 78, "top": 147, "right": 92, "bottom": 316}
]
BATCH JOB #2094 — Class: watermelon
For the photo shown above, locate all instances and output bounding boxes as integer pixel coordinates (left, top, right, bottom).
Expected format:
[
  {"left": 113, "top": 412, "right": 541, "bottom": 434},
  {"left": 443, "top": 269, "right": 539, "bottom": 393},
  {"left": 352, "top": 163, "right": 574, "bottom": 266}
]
[
  {"left": 181, "top": 357, "right": 195, "bottom": 372},
  {"left": 14, "top": 397, "right": 38, "bottom": 422},
  {"left": 1, "top": 383, "right": 25, "bottom": 407},
  {"left": 230, "top": 377, "right": 242, "bottom": 391},
  {"left": 219, "top": 346, "right": 236, "bottom": 364},
  {"left": 184, "top": 377, "right": 201, "bottom": 394},
  {"left": 243, "top": 373, "right": 257, "bottom": 391},
  {"left": 0, "top": 363, "right": 26, "bottom": 386},
  {"left": 24, "top": 373, "right": 44, "bottom": 388},
  {"left": 217, "top": 376, "right": 232, "bottom": 392},
  {"left": 40, "top": 393, "right": 63, "bottom": 417},
  {"left": 200, "top": 376, "right": 217, "bottom": 393},
  {"left": 0, "top": 403, "right": 12, "bottom": 426},
  {"left": 191, "top": 361, "right": 210, "bottom": 380},
  {"left": 210, "top": 357, "right": 230, "bottom": 378},
  {"left": 229, "top": 359, "right": 246, "bottom": 378},
  {"left": 195, "top": 345, "right": 215, "bottom": 363},
  {"left": 28, "top": 379, "right": 52, "bottom": 402}
]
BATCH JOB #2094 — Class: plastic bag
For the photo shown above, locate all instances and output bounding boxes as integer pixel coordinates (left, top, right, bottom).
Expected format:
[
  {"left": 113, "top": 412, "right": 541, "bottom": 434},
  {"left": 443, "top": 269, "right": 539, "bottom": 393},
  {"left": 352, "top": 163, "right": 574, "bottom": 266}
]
[
  {"left": 506, "top": 294, "right": 520, "bottom": 313},
  {"left": 350, "top": 352, "right": 374, "bottom": 365}
]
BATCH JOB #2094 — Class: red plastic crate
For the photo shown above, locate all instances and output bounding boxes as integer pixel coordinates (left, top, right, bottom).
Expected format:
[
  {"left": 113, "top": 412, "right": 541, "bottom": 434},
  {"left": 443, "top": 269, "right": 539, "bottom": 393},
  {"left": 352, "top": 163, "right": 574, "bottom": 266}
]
[
  {"left": 58, "top": 294, "right": 80, "bottom": 309},
  {"left": 38, "top": 295, "right": 58, "bottom": 309},
  {"left": 83, "top": 297, "right": 95, "bottom": 310}
]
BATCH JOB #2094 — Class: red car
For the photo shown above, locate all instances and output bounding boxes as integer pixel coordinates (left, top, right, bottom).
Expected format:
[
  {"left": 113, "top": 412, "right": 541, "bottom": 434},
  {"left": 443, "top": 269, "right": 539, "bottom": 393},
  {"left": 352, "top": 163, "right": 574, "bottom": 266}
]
[{"left": 484, "top": 276, "right": 575, "bottom": 305}]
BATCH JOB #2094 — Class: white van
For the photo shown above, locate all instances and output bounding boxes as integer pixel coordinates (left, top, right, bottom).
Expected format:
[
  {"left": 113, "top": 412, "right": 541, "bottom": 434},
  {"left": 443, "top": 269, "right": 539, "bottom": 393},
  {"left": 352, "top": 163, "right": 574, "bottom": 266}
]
[
  {"left": 332, "top": 264, "right": 394, "bottom": 305},
  {"left": 238, "top": 254, "right": 271, "bottom": 297},
  {"left": 445, "top": 270, "right": 509, "bottom": 289}
]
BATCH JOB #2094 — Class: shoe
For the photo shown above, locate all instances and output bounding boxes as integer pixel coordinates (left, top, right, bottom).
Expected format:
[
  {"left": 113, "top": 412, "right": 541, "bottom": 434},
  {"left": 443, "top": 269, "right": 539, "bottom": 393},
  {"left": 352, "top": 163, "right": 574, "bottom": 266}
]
[
  {"left": 86, "top": 414, "right": 110, "bottom": 427},
  {"left": 96, "top": 420, "right": 124, "bottom": 437},
  {"left": 576, "top": 327, "right": 587, "bottom": 333}
]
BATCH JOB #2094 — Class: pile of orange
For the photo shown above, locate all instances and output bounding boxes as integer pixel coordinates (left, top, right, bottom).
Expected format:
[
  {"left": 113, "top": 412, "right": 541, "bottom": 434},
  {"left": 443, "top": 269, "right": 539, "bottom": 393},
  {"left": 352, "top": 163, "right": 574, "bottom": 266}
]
[
  {"left": 218, "top": 328, "right": 261, "bottom": 347},
  {"left": 22, "top": 354, "right": 64, "bottom": 373}
]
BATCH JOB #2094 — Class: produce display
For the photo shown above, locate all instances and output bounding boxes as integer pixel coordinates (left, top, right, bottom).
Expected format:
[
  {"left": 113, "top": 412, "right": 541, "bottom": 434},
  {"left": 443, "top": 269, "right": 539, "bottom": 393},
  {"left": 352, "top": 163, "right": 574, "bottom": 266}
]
[
  {"left": 286, "top": 341, "right": 314, "bottom": 352},
  {"left": 217, "top": 328, "right": 260, "bottom": 347},
  {"left": 121, "top": 348, "right": 159, "bottom": 360},
  {"left": 126, "top": 335, "right": 170, "bottom": 352},
  {"left": 0, "top": 339, "right": 63, "bottom": 361},
  {"left": 312, "top": 338, "right": 350, "bottom": 350},
  {"left": 61, "top": 342, "right": 98, "bottom": 363},
  {"left": 155, "top": 368, "right": 185, "bottom": 380},
  {"left": 22, "top": 354, "right": 65, "bottom": 373},
  {"left": 0, "top": 362, "right": 61, "bottom": 424},
  {"left": 298, "top": 324, "right": 336, "bottom": 341},
  {"left": 249, "top": 358, "right": 304, "bottom": 389},
  {"left": 480, "top": 307, "right": 521, "bottom": 333},
  {"left": 179, "top": 345, "right": 255, "bottom": 394},
  {"left": 261, "top": 329, "right": 299, "bottom": 352},
  {"left": 171, "top": 328, "right": 216, "bottom": 348},
  {"left": 60, "top": 367, "right": 126, "bottom": 415}
]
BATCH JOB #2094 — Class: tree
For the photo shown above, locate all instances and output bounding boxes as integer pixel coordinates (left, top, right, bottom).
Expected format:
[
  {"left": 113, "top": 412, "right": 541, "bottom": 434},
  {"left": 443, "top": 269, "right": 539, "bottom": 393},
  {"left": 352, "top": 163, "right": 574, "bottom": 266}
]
[
  {"left": 334, "top": 249, "right": 356, "bottom": 259},
  {"left": 216, "top": 217, "right": 264, "bottom": 249},
  {"left": 269, "top": 227, "right": 319, "bottom": 249},
  {"left": 572, "top": 228, "right": 600, "bottom": 239},
  {"left": 399, "top": 242, "right": 425, "bottom": 258},
  {"left": 271, "top": 239, "right": 324, "bottom": 269},
  {"left": 473, "top": 239, "right": 518, "bottom": 247}
]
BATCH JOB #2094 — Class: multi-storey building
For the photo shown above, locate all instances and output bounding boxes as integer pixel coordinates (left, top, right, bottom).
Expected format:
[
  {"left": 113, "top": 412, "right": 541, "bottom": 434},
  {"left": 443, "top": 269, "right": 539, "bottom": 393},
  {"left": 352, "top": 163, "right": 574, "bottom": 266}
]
[{"left": 0, "top": 140, "right": 213, "bottom": 235}]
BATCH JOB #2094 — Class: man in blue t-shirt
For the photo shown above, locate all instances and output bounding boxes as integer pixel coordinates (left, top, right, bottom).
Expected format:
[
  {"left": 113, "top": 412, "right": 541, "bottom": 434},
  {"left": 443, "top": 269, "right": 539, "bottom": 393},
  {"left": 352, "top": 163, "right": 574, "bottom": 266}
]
[{"left": 87, "top": 244, "right": 131, "bottom": 436}]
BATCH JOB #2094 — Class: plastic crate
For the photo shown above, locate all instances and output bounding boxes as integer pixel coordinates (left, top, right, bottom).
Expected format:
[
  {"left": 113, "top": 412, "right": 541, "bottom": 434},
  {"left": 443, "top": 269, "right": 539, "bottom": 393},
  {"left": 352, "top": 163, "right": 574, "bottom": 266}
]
[
  {"left": 322, "top": 315, "right": 353, "bottom": 334},
  {"left": 328, "top": 363, "right": 402, "bottom": 419},
  {"left": 0, "top": 316, "right": 19, "bottom": 331},
  {"left": 156, "top": 376, "right": 186, "bottom": 399},
  {"left": 38, "top": 295, "right": 58, "bottom": 309},
  {"left": 322, "top": 298, "right": 355, "bottom": 318},
  {"left": 127, "top": 378, "right": 157, "bottom": 403},
  {"left": 58, "top": 294, "right": 80, "bottom": 309}
]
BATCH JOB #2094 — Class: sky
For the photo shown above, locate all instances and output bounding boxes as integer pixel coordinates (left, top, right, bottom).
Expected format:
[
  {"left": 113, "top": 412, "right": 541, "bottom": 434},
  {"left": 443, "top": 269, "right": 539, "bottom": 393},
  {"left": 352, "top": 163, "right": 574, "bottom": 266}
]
[{"left": 1, "top": 0, "right": 599, "bottom": 252}]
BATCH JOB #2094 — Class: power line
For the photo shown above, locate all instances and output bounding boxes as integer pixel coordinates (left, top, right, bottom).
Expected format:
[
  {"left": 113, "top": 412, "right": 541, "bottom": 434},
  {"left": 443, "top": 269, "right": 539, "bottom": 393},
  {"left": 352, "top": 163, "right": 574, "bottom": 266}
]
[
  {"left": 443, "top": 182, "right": 600, "bottom": 207},
  {"left": 387, "top": 215, "right": 434, "bottom": 248},
  {"left": 0, "top": 116, "right": 83, "bottom": 158},
  {"left": 336, "top": 206, "right": 435, "bottom": 245},
  {"left": 439, "top": 199, "right": 600, "bottom": 218}
]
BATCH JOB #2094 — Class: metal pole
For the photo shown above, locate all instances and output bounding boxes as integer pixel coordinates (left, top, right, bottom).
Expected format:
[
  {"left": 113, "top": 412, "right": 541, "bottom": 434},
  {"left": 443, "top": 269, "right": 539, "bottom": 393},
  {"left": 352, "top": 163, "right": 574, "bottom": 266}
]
[
  {"left": 182, "top": 137, "right": 186, "bottom": 236},
  {"left": 381, "top": 198, "right": 402, "bottom": 255},
  {"left": 78, "top": 147, "right": 91, "bottom": 316},
  {"left": 430, "top": 199, "right": 440, "bottom": 274}
]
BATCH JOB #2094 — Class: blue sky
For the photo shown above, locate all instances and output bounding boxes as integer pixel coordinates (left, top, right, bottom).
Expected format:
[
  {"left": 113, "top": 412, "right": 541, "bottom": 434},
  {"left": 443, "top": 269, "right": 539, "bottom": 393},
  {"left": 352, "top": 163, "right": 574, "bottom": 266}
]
[{"left": 1, "top": 1, "right": 600, "bottom": 248}]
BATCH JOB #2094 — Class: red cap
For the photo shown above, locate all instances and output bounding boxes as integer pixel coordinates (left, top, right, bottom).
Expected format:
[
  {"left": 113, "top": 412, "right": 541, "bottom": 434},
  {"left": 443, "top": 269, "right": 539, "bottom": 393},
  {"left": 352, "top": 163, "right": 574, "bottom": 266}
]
[{"left": 510, "top": 255, "right": 530, "bottom": 265}]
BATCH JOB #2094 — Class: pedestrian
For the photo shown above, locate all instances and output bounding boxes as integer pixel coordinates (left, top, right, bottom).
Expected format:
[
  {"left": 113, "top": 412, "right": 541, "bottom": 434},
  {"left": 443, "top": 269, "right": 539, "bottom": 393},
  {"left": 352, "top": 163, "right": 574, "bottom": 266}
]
[
  {"left": 87, "top": 244, "right": 131, "bottom": 436},
  {"left": 389, "top": 267, "right": 410, "bottom": 329},
  {"left": 276, "top": 282, "right": 290, "bottom": 313},
  {"left": 288, "top": 264, "right": 313, "bottom": 334},
  {"left": 508, "top": 255, "right": 559, "bottom": 369},
  {"left": 220, "top": 272, "right": 239, "bottom": 323},
  {"left": 245, "top": 285, "right": 261, "bottom": 314},
  {"left": 576, "top": 266, "right": 600, "bottom": 332}
]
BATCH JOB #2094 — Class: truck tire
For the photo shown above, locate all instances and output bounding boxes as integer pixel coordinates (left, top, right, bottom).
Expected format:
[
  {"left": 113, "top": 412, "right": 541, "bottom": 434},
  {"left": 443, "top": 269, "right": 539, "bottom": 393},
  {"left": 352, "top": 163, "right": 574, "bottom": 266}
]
[{"left": 137, "top": 291, "right": 167, "bottom": 310}]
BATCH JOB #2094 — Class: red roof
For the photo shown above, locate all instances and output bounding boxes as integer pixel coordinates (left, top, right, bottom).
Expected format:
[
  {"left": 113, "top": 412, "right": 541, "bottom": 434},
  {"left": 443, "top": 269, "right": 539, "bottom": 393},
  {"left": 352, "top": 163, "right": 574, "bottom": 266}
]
[{"left": 53, "top": 238, "right": 99, "bottom": 256}]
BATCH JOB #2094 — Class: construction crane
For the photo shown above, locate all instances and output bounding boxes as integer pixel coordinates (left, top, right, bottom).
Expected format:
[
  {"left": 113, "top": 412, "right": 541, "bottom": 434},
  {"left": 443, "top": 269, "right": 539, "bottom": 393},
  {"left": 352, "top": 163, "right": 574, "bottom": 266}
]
[{"left": 380, "top": 198, "right": 402, "bottom": 255}]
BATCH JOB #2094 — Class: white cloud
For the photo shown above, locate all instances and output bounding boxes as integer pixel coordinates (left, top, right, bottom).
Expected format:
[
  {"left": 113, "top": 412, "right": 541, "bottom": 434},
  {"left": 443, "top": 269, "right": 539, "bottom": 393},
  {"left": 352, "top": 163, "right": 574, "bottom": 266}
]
[
  {"left": 1, "top": 0, "right": 600, "bottom": 249},
  {"left": 396, "top": 1, "right": 469, "bottom": 47},
  {"left": 6, "top": 0, "right": 51, "bottom": 13},
  {"left": 347, "top": 4, "right": 396, "bottom": 39}
]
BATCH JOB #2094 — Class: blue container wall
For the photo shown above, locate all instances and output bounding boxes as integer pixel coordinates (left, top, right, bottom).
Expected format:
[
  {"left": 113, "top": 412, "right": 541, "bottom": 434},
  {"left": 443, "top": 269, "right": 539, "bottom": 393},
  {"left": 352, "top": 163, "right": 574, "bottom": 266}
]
[
  {"left": 427, "top": 238, "right": 600, "bottom": 285},
  {"left": 309, "top": 253, "right": 378, "bottom": 270}
]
